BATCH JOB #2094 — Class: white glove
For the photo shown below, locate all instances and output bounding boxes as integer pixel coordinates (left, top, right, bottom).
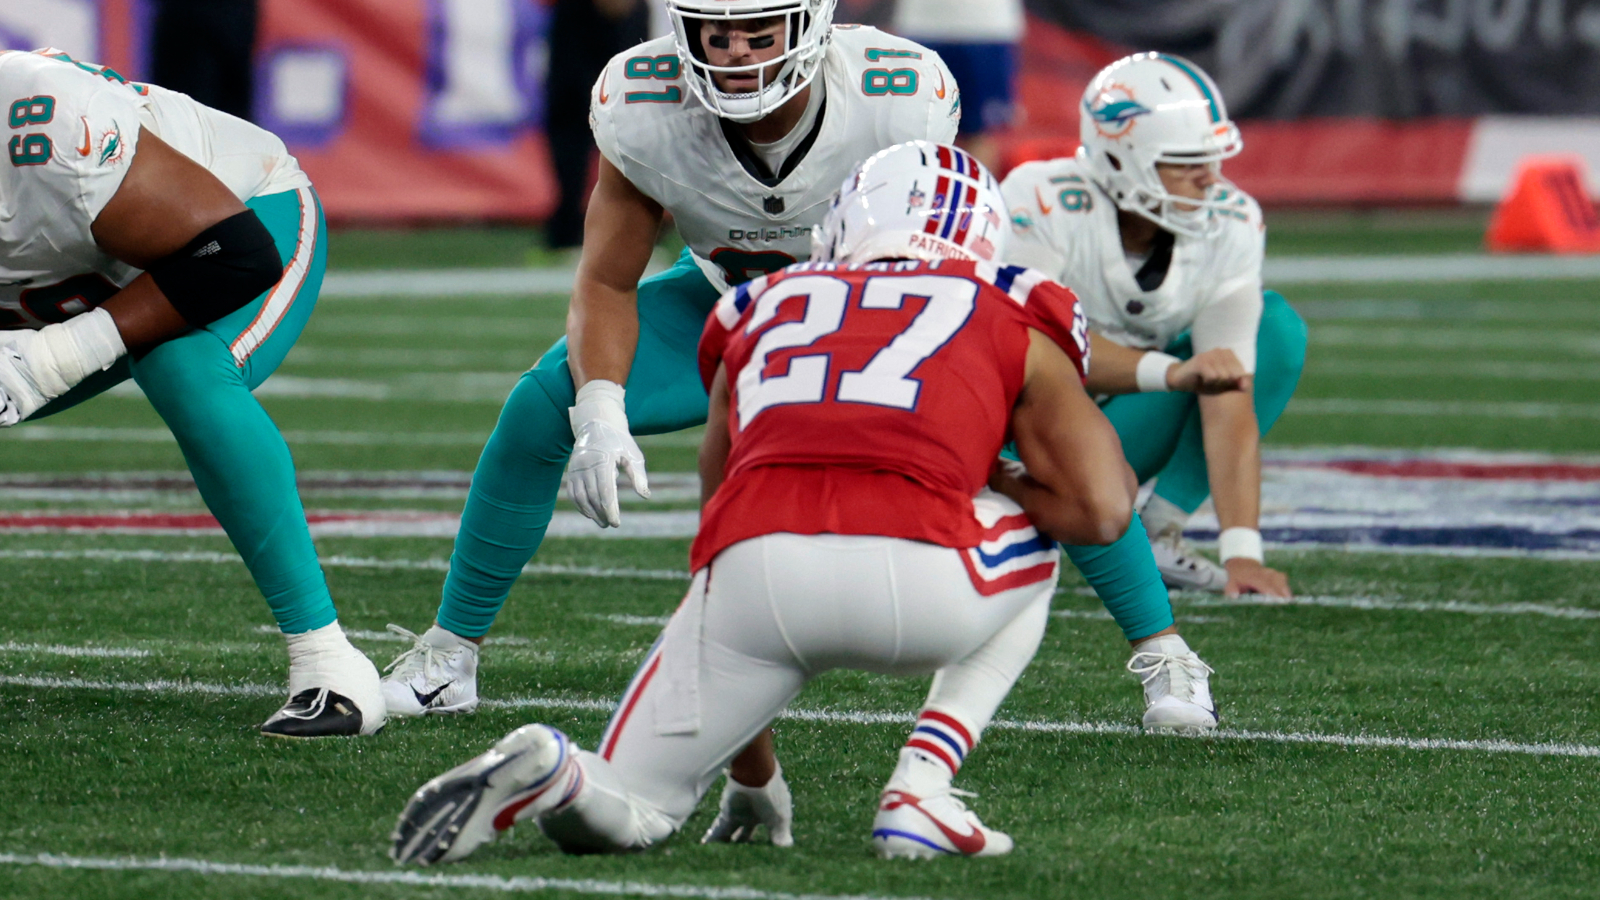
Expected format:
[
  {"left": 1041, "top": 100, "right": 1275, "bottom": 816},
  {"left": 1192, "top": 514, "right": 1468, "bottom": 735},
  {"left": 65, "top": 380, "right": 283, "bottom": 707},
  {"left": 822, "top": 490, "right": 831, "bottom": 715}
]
[
  {"left": 564, "top": 379, "right": 650, "bottom": 528},
  {"left": 0, "top": 310, "right": 125, "bottom": 427},
  {"left": 701, "top": 765, "right": 794, "bottom": 847}
]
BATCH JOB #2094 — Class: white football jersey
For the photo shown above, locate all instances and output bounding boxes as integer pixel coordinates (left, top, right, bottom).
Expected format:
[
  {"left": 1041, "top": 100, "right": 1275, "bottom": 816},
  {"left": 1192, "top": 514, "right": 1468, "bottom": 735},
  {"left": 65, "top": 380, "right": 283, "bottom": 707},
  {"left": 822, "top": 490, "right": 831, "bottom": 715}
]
[
  {"left": 591, "top": 26, "right": 960, "bottom": 292},
  {"left": 0, "top": 49, "right": 309, "bottom": 330},
  {"left": 1001, "top": 156, "right": 1264, "bottom": 361}
]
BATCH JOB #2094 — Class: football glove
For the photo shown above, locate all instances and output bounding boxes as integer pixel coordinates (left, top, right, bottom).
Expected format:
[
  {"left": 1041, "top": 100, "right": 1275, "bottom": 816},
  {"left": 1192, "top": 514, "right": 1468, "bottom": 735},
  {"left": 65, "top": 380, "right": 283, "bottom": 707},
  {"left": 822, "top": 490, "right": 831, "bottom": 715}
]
[
  {"left": 564, "top": 379, "right": 650, "bottom": 528},
  {"left": 701, "top": 765, "right": 794, "bottom": 847}
]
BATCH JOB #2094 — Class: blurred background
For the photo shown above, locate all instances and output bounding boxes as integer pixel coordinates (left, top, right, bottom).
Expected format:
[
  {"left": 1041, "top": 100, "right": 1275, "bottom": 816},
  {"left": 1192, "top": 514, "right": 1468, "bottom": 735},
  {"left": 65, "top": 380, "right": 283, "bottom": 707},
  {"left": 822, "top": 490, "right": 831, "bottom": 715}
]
[{"left": 7, "top": 0, "right": 1599, "bottom": 233}]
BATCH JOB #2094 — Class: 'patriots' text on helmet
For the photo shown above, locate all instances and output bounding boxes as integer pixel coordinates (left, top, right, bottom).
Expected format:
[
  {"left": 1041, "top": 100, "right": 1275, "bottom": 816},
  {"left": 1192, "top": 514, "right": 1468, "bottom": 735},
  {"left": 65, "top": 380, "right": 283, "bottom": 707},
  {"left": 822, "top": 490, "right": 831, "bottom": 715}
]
[
  {"left": 1076, "top": 53, "right": 1243, "bottom": 238},
  {"left": 811, "top": 141, "right": 1008, "bottom": 265},
  {"left": 666, "top": 0, "right": 837, "bottom": 123}
]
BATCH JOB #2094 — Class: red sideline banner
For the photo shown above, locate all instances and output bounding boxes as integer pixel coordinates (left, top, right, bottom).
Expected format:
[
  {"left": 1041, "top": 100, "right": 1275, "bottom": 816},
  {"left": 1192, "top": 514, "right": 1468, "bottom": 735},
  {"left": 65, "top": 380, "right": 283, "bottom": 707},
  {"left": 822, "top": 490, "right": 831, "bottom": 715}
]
[
  {"left": 2, "top": 0, "right": 557, "bottom": 223},
  {"left": 4, "top": 3, "right": 1598, "bottom": 213}
]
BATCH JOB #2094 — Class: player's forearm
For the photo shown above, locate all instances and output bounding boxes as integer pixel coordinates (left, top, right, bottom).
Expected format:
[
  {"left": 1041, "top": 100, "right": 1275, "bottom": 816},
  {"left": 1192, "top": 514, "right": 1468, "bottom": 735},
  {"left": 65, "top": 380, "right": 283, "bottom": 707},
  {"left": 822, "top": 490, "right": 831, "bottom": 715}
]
[
  {"left": 698, "top": 367, "right": 732, "bottom": 509},
  {"left": 566, "top": 280, "right": 641, "bottom": 388},
  {"left": 1199, "top": 392, "right": 1262, "bottom": 531},
  {"left": 99, "top": 274, "right": 190, "bottom": 350},
  {"left": 1082, "top": 332, "right": 1143, "bottom": 394}
]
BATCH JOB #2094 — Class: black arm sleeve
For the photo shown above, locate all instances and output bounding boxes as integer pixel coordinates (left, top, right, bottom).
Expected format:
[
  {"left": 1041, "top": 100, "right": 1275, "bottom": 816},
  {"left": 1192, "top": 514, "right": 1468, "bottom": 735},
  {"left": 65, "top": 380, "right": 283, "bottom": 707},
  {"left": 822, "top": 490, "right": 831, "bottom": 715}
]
[{"left": 147, "top": 208, "right": 283, "bottom": 327}]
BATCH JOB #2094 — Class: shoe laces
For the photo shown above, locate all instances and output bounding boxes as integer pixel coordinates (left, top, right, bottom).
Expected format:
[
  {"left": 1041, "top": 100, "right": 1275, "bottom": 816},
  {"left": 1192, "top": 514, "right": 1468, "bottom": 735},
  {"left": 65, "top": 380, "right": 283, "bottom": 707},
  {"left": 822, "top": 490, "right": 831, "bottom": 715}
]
[
  {"left": 1126, "top": 650, "right": 1214, "bottom": 698},
  {"left": 383, "top": 624, "right": 456, "bottom": 679},
  {"left": 1154, "top": 527, "right": 1209, "bottom": 570}
]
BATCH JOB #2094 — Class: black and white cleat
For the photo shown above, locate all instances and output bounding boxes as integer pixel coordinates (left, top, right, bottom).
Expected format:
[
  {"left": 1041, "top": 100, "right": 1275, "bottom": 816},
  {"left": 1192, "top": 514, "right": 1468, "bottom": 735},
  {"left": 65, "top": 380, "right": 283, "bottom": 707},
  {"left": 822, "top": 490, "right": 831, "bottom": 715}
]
[{"left": 260, "top": 688, "right": 372, "bottom": 738}]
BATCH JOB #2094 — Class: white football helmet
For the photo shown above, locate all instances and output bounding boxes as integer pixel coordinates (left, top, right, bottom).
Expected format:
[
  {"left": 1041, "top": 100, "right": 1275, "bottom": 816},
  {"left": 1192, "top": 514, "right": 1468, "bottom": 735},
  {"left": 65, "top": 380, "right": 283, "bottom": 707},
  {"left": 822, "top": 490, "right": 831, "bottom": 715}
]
[
  {"left": 811, "top": 141, "right": 1008, "bottom": 265},
  {"left": 1076, "top": 52, "right": 1243, "bottom": 237},
  {"left": 666, "top": 0, "right": 836, "bottom": 123}
]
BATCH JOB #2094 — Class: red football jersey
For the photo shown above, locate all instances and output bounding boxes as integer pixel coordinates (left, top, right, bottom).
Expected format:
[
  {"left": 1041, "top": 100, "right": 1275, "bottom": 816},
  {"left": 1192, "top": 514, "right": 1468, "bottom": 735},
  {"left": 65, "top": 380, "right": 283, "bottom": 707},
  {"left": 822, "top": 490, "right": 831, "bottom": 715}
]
[{"left": 691, "top": 258, "right": 1089, "bottom": 573}]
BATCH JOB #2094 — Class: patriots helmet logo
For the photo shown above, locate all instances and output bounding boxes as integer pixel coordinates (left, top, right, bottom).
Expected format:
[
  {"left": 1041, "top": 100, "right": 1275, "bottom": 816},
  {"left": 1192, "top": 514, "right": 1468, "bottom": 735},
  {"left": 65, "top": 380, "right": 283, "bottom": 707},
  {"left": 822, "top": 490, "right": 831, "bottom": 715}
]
[{"left": 1085, "top": 83, "right": 1150, "bottom": 139}]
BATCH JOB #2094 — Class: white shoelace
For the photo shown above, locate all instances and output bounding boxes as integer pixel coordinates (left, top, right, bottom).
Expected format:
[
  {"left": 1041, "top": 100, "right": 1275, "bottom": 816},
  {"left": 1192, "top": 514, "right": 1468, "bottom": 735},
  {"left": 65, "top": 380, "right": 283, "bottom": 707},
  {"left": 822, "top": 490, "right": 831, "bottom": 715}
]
[
  {"left": 1126, "top": 651, "right": 1215, "bottom": 694},
  {"left": 382, "top": 624, "right": 450, "bottom": 679}
]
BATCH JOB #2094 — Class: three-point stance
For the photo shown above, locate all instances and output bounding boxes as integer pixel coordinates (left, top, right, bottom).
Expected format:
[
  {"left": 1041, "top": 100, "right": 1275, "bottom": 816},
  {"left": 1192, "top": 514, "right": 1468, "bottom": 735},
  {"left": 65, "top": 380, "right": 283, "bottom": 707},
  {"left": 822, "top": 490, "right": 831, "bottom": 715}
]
[
  {"left": 1003, "top": 53, "right": 1306, "bottom": 598},
  {"left": 390, "top": 143, "right": 1131, "bottom": 862},
  {"left": 0, "top": 48, "right": 384, "bottom": 737}
]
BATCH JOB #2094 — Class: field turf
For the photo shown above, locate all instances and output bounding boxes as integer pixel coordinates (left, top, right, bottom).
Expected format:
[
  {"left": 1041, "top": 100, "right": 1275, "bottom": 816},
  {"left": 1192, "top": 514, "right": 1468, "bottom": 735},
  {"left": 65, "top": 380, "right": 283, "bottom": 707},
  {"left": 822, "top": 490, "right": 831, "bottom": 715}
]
[{"left": 3, "top": 217, "right": 1599, "bottom": 899}]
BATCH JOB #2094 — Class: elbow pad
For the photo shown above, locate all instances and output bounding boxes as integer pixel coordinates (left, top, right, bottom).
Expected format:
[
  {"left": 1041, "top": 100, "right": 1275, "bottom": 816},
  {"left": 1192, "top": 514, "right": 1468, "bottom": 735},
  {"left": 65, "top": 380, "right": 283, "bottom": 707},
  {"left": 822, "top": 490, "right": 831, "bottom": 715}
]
[{"left": 148, "top": 209, "right": 283, "bottom": 327}]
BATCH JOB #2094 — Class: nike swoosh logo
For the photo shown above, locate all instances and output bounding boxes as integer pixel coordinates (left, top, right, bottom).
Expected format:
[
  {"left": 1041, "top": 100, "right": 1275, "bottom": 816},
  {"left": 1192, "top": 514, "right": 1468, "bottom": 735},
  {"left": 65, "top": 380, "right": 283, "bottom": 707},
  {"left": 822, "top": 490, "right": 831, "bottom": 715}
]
[
  {"left": 934, "top": 68, "right": 947, "bottom": 100},
  {"left": 412, "top": 682, "right": 452, "bottom": 708},
  {"left": 598, "top": 70, "right": 611, "bottom": 104},
  {"left": 1035, "top": 186, "right": 1053, "bottom": 214},
  {"left": 77, "top": 117, "right": 91, "bottom": 157},
  {"left": 881, "top": 791, "right": 987, "bottom": 855}
]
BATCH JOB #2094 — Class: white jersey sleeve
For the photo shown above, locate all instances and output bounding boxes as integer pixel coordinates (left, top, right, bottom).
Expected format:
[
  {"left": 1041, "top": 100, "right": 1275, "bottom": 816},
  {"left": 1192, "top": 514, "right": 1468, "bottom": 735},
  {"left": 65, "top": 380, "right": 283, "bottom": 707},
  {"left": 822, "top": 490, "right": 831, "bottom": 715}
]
[
  {"left": 0, "top": 50, "right": 144, "bottom": 232},
  {"left": 999, "top": 160, "right": 1073, "bottom": 281}
]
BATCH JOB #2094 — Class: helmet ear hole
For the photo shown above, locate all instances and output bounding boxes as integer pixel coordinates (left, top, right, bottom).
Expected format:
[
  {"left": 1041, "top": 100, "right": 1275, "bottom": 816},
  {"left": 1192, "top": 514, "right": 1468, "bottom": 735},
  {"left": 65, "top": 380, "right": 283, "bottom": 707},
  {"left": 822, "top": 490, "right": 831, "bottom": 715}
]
[{"left": 1105, "top": 152, "right": 1122, "bottom": 171}]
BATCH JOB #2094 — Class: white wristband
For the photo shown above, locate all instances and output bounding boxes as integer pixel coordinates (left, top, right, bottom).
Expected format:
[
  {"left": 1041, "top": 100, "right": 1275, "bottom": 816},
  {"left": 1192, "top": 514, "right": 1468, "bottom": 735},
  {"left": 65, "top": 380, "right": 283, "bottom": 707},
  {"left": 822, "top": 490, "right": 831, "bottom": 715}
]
[
  {"left": 569, "top": 379, "right": 629, "bottom": 436},
  {"left": 1135, "top": 351, "right": 1180, "bottom": 393},
  {"left": 1218, "top": 527, "right": 1264, "bottom": 563},
  {"left": 32, "top": 308, "right": 127, "bottom": 397}
]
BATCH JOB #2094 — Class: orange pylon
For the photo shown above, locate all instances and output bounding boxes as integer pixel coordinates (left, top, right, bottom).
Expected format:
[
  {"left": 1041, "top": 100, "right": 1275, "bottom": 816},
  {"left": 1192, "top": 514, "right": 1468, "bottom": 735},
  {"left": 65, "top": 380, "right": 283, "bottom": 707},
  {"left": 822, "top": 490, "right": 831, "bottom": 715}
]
[{"left": 1486, "top": 156, "right": 1600, "bottom": 254}]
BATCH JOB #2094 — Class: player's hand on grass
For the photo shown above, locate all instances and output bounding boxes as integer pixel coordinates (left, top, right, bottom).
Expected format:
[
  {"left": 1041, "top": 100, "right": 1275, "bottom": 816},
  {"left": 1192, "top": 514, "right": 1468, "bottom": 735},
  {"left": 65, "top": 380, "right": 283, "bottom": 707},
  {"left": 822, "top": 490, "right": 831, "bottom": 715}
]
[
  {"left": 1223, "top": 558, "right": 1291, "bottom": 599},
  {"left": 1168, "top": 349, "right": 1251, "bottom": 395},
  {"left": 702, "top": 768, "right": 795, "bottom": 847},
  {"left": 565, "top": 380, "right": 650, "bottom": 528}
]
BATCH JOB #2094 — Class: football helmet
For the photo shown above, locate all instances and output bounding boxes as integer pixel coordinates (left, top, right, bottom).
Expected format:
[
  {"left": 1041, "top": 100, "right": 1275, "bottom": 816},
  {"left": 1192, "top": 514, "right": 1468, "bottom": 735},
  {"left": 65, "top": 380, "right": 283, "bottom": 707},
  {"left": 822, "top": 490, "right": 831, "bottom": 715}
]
[
  {"left": 812, "top": 140, "right": 1008, "bottom": 265},
  {"left": 1076, "top": 52, "right": 1243, "bottom": 237},
  {"left": 666, "top": 0, "right": 836, "bottom": 123}
]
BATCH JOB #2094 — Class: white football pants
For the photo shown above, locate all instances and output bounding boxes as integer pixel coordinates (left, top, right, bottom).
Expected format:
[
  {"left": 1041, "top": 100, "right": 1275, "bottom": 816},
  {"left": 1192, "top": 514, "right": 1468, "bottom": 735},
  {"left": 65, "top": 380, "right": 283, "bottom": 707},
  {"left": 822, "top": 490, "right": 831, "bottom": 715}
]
[{"left": 536, "top": 532, "right": 1055, "bottom": 853}]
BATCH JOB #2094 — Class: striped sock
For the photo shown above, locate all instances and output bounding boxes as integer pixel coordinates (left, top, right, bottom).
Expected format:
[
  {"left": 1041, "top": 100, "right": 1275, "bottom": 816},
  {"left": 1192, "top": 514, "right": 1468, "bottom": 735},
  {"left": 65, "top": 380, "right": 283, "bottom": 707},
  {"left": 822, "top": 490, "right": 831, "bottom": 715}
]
[{"left": 903, "top": 709, "right": 976, "bottom": 780}]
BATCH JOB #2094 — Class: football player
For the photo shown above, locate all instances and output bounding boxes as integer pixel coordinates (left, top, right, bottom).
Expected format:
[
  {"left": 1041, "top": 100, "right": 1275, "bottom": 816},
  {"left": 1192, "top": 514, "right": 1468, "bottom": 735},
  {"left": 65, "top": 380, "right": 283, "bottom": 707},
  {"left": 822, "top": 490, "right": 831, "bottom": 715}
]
[
  {"left": 0, "top": 49, "right": 385, "bottom": 737},
  {"left": 391, "top": 141, "right": 1128, "bottom": 863},
  {"left": 1002, "top": 53, "right": 1306, "bottom": 598}
]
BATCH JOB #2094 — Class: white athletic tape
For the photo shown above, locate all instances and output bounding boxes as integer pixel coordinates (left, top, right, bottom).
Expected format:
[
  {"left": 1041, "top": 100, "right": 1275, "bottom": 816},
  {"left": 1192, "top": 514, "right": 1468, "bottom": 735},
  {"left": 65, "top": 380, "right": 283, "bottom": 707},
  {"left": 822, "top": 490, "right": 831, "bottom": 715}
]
[
  {"left": 7, "top": 674, "right": 1599, "bottom": 759},
  {"left": 0, "top": 852, "right": 928, "bottom": 900}
]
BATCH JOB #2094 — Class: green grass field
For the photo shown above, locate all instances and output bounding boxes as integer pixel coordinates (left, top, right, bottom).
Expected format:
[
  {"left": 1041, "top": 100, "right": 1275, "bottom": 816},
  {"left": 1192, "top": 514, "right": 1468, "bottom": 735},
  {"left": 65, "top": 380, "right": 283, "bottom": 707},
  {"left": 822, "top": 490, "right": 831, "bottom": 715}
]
[{"left": 3, "top": 219, "right": 1600, "bottom": 900}]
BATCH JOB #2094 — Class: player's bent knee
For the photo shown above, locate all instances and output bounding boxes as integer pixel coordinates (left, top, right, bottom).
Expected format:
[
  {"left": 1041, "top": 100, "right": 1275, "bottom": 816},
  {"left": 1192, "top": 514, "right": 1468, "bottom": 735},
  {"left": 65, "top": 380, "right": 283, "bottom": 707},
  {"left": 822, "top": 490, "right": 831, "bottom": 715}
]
[{"left": 1257, "top": 291, "right": 1308, "bottom": 382}]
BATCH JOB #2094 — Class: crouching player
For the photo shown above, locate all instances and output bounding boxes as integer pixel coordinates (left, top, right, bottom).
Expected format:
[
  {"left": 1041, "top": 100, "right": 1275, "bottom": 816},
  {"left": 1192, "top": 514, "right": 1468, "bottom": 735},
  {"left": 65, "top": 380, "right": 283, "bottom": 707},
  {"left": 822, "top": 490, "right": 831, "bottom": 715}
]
[
  {"left": 0, "top": 49, "right": 384, "bottom": 736},
  {"left": 390, "top": 142, "right": 1130, "bottom": 862},
  {"left": 1002, "top": 53, "right": 1306, "bottom": 597}
]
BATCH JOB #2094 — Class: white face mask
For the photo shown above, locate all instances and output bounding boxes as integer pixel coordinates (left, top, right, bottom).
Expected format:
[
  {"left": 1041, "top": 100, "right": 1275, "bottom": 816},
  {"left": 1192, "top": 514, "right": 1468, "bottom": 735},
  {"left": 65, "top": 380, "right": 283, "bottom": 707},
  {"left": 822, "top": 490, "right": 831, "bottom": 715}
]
[{"left": 667, "top": 1, "right": 836, "bottom": 123}]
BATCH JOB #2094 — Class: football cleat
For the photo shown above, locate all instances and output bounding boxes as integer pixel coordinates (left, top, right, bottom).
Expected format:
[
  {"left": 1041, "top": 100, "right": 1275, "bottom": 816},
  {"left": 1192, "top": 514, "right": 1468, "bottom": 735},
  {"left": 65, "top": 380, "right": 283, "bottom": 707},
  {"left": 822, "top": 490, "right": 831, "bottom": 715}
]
[
  {"left": 1149, "top": 526, "right": 1229, "bottom": 593},
  {"left": 391, "top": 724, "right": 581, "bottom": 866},
  {"left": 261, "top": 621, "right": 387, "bottom": 737},
  {"left": 381, "top": 624, "right": 479, "bottom": 716},
  {"left": 701, "top": 768, "right": 794, "bottom": 847},
  {"left": 1127, "top": 638, "right": 1218, "bottom": 734},
  {"left": 871, "top": 788, "right": 1013, "bottom": 859}
]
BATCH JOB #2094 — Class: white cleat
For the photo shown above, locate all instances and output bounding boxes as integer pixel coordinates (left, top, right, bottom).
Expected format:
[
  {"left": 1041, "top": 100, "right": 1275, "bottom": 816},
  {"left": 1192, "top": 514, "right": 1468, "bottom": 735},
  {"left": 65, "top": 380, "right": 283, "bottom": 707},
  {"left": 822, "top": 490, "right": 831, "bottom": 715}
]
[
  {"left": 391, "top": 724, "right": 580, "bottom": 866},
  {"left": 0, "top": 338, "right": 47, "bottom": 426},
  {"left": 701, "top": 766, "right": 794, "bottom": 847},
  {"left": 1149, "top": 526, "right": 1228, "bottom": 593},
  {"left": 261, "top": 621, "right": 387, "bottom": 737},
  {"left": 1127, "top": 636, "right": 1218, "bottom": 734},
  {"left": 871, "top": 788, "right": 1013, "bottom": 859},
  {"left": 381, "top": 624, "right": 479, "bottom": 716}
]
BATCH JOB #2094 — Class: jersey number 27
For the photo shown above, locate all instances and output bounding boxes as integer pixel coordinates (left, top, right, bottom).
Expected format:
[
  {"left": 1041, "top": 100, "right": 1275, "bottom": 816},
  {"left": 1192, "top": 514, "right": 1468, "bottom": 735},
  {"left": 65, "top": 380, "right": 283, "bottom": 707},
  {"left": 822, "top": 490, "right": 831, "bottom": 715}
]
[{"left": 736, "top": 273, "right": 976, "bottom": 430}]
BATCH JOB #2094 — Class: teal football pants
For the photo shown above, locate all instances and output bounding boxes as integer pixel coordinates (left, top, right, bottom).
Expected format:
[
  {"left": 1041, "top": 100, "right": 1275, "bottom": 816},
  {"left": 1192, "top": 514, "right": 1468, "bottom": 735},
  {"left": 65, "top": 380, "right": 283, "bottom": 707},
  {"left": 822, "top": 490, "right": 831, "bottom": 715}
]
[
  {"left": 437, "top": 250, "right": 720, "bottom": 638},
  {"left": 29, "top": 188, "right": 335, "bottom": 635},
  {"left": 1103, "top": 290, "right": 1308, "bottom": 513}
]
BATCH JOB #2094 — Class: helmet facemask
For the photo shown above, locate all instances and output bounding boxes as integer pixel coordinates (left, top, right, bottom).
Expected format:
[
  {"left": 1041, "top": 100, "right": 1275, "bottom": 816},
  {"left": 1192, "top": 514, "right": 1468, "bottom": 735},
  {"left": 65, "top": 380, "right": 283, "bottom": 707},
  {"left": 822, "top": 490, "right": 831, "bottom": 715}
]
[{"left": 667, "top": 0, "right": 836, "bottom": 124}]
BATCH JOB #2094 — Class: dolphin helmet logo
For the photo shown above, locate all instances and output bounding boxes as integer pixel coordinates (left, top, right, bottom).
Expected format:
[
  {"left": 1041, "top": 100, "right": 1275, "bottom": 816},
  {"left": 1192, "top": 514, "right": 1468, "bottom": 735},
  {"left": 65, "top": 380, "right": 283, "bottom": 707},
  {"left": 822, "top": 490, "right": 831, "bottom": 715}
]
[{"left": 1085, "top": 83, "right": 1150, "bottom": 139}]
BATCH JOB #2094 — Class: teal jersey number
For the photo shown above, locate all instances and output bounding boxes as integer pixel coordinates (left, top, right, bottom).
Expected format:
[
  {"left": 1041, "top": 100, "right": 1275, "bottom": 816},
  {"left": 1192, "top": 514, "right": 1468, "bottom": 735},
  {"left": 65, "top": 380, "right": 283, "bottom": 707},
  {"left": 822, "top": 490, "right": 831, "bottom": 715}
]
[
  {"left": 1049, "top": 175, "right": 1093, "bottom": 212},
  {"left": 862, "top": 68, "right": 918, "bottom": 96},
  {"left": 624, "top": 54, "right": 683, "bottom": 104},
  {"left": 8, "top": 133, "right": 51, "bottom": 166},
  {"left": 8, "top": 95, "right": 55, "bottom": 128},
  {"left": 865, "top": 48, "right": 922, "bottom": 62}
]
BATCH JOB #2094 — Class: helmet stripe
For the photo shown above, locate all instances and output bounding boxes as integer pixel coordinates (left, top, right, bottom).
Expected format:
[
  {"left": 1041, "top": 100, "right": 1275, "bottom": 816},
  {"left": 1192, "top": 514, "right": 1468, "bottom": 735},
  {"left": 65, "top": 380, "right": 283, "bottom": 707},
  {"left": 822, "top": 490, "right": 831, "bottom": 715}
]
[
  {"left": 925, "top": 175, "right": 952, "bottom": 235},
  {"left": 937, "top": 178, "right": 964, "bottom": 239},
  {"left": 951, "top": 184, "right": 978, "bottom": 245},
  {"left": 1157, "top": 54, "right": 1221, "bottom": 124}
]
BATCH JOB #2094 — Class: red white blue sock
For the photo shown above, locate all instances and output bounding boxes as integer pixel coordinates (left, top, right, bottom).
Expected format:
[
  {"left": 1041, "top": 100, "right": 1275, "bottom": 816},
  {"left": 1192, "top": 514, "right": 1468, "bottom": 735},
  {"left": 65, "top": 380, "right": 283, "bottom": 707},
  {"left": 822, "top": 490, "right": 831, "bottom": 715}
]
[{"left": 897, "top": 709, "right": 977, "bottom": 788}]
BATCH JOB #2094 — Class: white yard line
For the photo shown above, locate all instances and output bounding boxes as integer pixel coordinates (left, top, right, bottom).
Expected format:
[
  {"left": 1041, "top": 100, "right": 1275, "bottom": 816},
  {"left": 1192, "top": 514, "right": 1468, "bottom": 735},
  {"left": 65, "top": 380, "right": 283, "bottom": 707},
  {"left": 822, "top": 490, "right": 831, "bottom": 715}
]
[
  {"left": 3, "top": 426, "right": 492, "bottom": 445},
  {"left": 1289, "top": 398, "right": 1600, "bottom": 419},
  {"left": 1168, "top": 593, "right": 1600, "bottom": 620},
  {"left": 0, "top": 642, "right": 150, "bottom": 658},
  {"left": 0, "top": 852, "right": 923, "bottom": 900},
  {"left": 309, "top": 256, "right": 1600, "bottom": 301},
  {"left": 0, "top": 548, "right": 691, "bottom": 581},
  {"left": 5, "top": 674, "right": 1598, "bottom": 759}
]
